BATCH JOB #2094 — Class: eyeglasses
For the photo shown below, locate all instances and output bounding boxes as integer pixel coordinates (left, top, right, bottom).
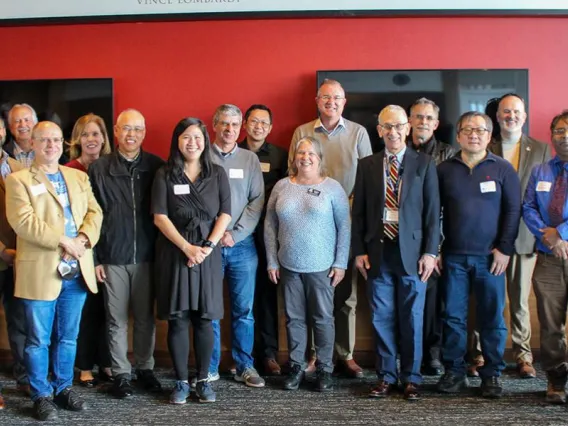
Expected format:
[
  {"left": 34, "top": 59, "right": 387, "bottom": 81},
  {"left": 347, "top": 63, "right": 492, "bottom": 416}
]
[
  {"left": 318, "top": 95, "right": 345, "bottom": 102},
  {"left": 120, "top": 126, "right": 145, "bottom": 133},
  {"left": 459, "top": 127, "right": 489, "bottom": 136},
  {"left": 411, "top": 114, "right": 437, "bottom": 122},
  {"left": 379, "top": 123, "right": 408, "bottom": 132},
  {"left": 248, "top": 119, "right": 271, "bottom": 128},
  {"left": 552, "top": 128, "right": 568, "bottom": 136},
  {"left": 35, "top": 137, "right": 63, "bottom": 144}
]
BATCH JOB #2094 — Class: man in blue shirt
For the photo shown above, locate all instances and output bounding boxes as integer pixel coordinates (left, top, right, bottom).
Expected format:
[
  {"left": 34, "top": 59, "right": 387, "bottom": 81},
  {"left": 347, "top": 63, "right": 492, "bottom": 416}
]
[
  {"left": 523, "top": 110, "right": 568, "bottom": 405},
  {"left": 437, "top": 111, "right": 521, "bottom": 399}
]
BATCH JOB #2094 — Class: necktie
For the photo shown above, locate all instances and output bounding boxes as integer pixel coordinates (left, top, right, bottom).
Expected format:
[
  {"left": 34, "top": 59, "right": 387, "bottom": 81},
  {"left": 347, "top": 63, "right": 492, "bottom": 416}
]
[
  {"left": 384, "top": 155, "right": 399, "bottom": 240},
  {"left": 549, "top": 165, "right": 567, "bottom": 227}
]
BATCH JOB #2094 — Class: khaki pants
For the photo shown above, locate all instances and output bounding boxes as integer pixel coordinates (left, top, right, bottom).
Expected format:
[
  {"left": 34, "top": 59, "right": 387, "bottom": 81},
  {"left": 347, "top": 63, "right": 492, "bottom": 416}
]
[{"left": 532, "top": 253, "right": 568, "bottom": 374}]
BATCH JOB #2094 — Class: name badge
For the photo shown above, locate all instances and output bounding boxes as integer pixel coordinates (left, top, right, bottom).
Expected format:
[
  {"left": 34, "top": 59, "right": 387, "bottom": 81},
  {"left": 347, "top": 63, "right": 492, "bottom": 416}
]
[
  {"left": 480, "top": 181, "right": 496, "bottom": 193},
  {"left": 260, "top": 162, "right": 271, "bottom": 173},
  {"left": 383, "top": 208, "right": 399, "bottom": 223},
  {"left": 307, "top": 188, "right": 321, "bottom": 197},
  {"left": 173, "top": 184, "right": 190, "bottom": 195},
  {"left": 229, "top": 168, "right": 244, "bottom": 179},
  {"left": 536, "top": 181, "right": 552, "bottom": 192},
  {"left": 30, "top": 183, "right": 47, "bottom": 196}
]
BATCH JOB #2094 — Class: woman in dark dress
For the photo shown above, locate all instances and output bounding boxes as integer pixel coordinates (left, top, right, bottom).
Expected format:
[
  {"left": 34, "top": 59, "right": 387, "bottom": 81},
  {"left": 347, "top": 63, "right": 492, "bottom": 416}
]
[{"left": 152, "top": 117, "right": 231, "bottom": 404}]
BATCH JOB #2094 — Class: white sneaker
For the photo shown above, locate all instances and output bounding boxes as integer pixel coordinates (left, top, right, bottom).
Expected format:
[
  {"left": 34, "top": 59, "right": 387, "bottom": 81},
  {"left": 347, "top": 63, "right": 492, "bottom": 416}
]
[{"left": 190, "top": 372, "right": 220, "bottom": 389}]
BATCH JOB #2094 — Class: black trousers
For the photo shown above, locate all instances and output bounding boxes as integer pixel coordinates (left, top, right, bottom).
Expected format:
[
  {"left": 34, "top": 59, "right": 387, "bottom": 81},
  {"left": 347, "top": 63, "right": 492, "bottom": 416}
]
[
  {"left": 75, "top": 287, "right": 111, "bottom": 371},
  {"left": 422, "top": 274, "right": 443, "bottom": 363},
  {"left": 168, "top": 311, "right": 213, "bottom": 381},
  {"left": 0, "top": 267, "right": 28, "bottom": 385},
  {"left": 253, "top": 234, "right": 279, "bottom": 361}
]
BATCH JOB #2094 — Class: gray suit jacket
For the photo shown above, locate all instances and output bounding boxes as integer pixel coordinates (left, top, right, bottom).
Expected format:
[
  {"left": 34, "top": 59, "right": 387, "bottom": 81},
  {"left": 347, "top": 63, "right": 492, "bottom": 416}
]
[{"left": 489, "top": 135, "right": 551, "bottom": 254}]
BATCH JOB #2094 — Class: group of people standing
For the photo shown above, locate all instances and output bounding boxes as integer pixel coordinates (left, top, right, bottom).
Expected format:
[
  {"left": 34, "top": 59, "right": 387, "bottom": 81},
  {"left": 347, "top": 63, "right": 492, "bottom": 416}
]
[{"left": 0, "top": 78, "right": 566, "bottom": 421}]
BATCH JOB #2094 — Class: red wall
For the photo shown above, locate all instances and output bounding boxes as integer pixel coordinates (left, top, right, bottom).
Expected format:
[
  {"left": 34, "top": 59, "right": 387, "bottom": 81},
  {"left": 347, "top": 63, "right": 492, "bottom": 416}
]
[{"left": 0, "top": 16, "right": 566, "bottom": 157}]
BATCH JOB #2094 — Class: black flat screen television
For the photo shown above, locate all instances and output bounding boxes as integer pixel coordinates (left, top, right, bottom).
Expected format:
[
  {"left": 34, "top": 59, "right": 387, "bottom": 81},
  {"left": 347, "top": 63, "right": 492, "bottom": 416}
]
[
  {"left": 0, "top": 78, "right": 114, "bottom": 146},
  {"left": 317, "top": 69, "right": 529, "bottom": 152}
]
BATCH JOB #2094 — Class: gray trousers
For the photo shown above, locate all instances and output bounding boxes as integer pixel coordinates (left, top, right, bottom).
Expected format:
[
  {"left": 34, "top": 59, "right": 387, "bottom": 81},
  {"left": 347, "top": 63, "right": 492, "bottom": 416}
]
[
  {"left": 282, "top": 268, "right": 335, "bottom": 373},
  {"left": 102, "top": 263, "right": 155, "bottom": 377},
  {"left": 532, "top": 253, "right": 568, "bottom": 375}
]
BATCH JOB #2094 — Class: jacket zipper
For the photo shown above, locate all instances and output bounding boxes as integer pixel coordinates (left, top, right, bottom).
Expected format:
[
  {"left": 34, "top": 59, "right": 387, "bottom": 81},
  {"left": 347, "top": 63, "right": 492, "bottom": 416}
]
[{"left": 131, "top": 174, "right": 137, "bottom": 264}]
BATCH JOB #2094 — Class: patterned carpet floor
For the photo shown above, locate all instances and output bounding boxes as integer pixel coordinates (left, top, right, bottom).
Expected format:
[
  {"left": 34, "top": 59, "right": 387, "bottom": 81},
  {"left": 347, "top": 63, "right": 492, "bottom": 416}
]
[{"left": 1, "top": 364, "right": 567, "bottom": 425}]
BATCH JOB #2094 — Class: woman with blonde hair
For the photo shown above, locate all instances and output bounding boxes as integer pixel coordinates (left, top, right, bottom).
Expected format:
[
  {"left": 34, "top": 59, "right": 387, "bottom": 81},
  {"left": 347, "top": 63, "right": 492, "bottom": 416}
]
[
  {"left": 66, "top": 113, "right": 112, "bottom": 387},
  {"left": 66, "top": 113, "right": 111, "bottom": 172}
]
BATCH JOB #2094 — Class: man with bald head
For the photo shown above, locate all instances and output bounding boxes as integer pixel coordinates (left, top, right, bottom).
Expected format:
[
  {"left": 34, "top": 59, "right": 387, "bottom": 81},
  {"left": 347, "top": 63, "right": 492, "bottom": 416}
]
[
  {"left": 290, "top": 79, "right": 373, "bottom": 377},
  {"left": 5, "top": 121, "right": 102, "bottom": 420},
  {"left": 467, "top": 94, "right": 551, "bottom": 379},
  {"left": 88, "top": 109, "right": 164, "bottom": 399},
  {"left": 352, "top": 105, "right": 440, "bottom": 400},
  {"left": 6, "top": 103, "right": 39, "bottom": 167}
]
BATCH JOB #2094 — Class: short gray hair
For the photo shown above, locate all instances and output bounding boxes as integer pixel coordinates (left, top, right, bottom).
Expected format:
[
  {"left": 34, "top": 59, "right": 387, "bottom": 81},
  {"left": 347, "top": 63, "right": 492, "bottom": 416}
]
[
  {"left": 378, "top": 105, "right": 408, "bottom": 123},
  {"left": 410, "top": 97, "right": 440, "bottom": 118},
  {"left": 8, "top": 103, "right": 38, "bottom": 125},
  {"left": 289, "top": 136, "right": 327, "bottom": 178},
  {"left": 317, "top": 79, "right": 345, "bottom": 97},
  {"left": 213, "top": 104, "right": 242, "bottom": 126}
]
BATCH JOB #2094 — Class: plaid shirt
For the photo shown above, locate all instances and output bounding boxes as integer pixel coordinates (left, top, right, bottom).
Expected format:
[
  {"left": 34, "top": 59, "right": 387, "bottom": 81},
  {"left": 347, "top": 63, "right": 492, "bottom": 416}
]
[
  {"left": 0, "top": 150, "right": 12, "bottom": 179},
  {"left": 13, "top": 143, "right": 34, "bottom": 168}
]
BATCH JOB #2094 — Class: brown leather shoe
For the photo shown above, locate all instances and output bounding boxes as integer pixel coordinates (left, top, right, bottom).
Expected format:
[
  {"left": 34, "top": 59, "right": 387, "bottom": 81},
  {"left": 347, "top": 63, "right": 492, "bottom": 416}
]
[
  {"left": 17, "top": 384, "right": 31, "bottom": 396},
  {"left": 369, "top": 380, "right": 395, "bottom": 398},
  {"left": 342, "top": 359, "right": 364, "bottom": 378},
  {"left": 404, "top": 383, "right": 421, "bottom": 401},
  {"left": 304, "top": 357, "right": 317, "bottom": 374},
  {"left": 0, "top": 394, "right": 5, "bottom": 410},
  {"left": 467, "top": 358, "right": 484, "bottom": 378},
  {"left": 264, "top": 358, "right": 281, "bottom": 376},
  {"left": 518, "top": 361, "right": 536, "bottom": 379},
  {"left": 546, "top": 380, "right": 567, "bottom": 404}
]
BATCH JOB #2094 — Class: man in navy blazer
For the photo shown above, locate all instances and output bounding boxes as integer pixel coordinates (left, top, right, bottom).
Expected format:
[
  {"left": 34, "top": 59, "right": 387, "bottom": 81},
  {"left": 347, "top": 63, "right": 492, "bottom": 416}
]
[{"left": 352, "top": 105, "right": 440, "bottom": 401}]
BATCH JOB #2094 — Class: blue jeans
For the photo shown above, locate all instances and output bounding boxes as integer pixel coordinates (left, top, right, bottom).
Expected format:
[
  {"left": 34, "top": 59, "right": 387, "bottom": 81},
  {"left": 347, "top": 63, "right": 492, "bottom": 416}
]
[
  {"left": 441, "top": 254, "right": 507, "bottom": 378},
  {"left": 209, "top": 235, "right": 258, "bottom": 374},
  {"left": 21, "top": 278, "right": 87, "bottom": 400},
  {"left": 367, "top": 242, "right": 426, "bottom": 385},
  {"left": 210, "top": 235, "right": 258, "bottom": 375}
]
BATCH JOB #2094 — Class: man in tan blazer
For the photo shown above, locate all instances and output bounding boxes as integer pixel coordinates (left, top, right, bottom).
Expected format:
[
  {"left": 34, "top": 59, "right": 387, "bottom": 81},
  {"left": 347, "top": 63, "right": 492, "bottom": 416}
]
[
  {"left": 5, "top": 121, "right": 102, "bottom": 422},
  {"left": 0, "top": 115, "right": 26, "bottom": 410},
  {"left": 469, "top": 94, "right": 551, "bottom": 379}
]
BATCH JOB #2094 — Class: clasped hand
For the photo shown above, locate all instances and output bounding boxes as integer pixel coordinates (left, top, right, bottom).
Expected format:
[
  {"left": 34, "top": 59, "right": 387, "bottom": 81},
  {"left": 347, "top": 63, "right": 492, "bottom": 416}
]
[
  {"left": 60, "top": 236, "right": 87, "bottom": 261},
  {"left": 185, "top": 244, "right": 212, "bottom": 268}
]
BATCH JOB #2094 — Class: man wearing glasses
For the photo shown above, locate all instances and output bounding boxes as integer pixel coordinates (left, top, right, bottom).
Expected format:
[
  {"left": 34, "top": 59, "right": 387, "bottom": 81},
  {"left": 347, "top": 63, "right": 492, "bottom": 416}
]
[
  {"left": 437, "top": 111, "right": 521, "bottom": 399},
  {"left": 289, "top": 79, "right": 372, "bottom": 377},
  {"left": 352, "top": 105, "right": 439, "bottom": 400},
  {"left": 407, "top": 98, "right": 455, "bottom": 377},
  {"left": 88, "top": 109, "right": 165, "bottom": 399},
  {"left": 523, "top": 111, "right": 568, "bottom": 404},
  {"left": 239, "top": 105, "right": 288, "bottom": 376}
]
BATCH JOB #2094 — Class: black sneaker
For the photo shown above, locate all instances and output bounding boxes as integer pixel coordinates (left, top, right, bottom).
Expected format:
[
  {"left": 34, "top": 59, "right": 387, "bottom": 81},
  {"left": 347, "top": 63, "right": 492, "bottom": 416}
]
[
  {"left": 135, "top": 369, "right": 162, "bottom": 393},
  {"left": 112, "top": 375, "right": 134, "bottom": 399},
  {"left": 437, "top": 372, "right": 469, "bottom": 393},
  {"left": 33, "top": 397, "right": 58, "bottom": 421},
  {"left": 480, "top": 376, "right": 503, "bottom": 399},
  {"left": 54, "top": 387, "right": 87, "bottom": 411},
  {"left": 316, "top": 370, "right": 334, "bottom": 392},
  {"left": 283, "top": 364, "right": 304, "bottom": 390}
]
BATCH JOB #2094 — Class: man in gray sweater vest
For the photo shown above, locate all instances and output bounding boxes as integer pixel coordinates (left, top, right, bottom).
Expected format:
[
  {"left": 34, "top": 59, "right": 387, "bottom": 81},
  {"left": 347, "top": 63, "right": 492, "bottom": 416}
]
[
  {"left": 209, "top": 104, "right": 266, "bottom": 388},
  {"left": 290, "top": 79, "right": 373, "bottom": 377}
]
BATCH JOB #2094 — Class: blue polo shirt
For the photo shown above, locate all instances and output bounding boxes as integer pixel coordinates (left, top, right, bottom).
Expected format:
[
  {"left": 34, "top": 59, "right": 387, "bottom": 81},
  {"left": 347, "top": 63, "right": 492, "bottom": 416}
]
[
  {"left": 522, "top": 156, "right": 568, "bottom": 253},
  {"left": 437, "top": 151, "right": 521, "bottom": 256}
]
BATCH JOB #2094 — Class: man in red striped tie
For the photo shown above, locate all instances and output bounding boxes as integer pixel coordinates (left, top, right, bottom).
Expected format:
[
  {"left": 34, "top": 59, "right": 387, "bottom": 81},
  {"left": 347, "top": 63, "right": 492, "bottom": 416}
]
[{"left": 352, "top": 105, "right": 440, "bottom": 401}]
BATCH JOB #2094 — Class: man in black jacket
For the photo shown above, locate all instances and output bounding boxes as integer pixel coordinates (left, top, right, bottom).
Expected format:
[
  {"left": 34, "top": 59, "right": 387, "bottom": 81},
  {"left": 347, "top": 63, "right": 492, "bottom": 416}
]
[
  {"left": 89, "top": 108, "right": 165, "bottom": 399},
  {"left": 408, "top": 98, "right": 455, "bottom": 376}
]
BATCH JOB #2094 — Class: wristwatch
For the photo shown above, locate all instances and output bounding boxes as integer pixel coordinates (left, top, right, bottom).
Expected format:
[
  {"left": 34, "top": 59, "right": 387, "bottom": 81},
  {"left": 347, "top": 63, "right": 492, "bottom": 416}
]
[{"left": 202, "top": 240, "right": 216, "bottom": 249}]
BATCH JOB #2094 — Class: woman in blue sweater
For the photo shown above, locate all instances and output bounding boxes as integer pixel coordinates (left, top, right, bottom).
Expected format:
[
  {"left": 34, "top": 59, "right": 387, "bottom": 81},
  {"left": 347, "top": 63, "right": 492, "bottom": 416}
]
[{"left": 264, "top": 136, "right": 350, "bottom": 392}]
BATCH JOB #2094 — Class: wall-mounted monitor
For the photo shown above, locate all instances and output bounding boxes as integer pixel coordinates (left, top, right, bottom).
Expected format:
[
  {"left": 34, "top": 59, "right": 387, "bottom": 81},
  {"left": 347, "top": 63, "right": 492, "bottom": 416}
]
[
  {"left": 317, "top": 69, "right": 529, "bottom": 152},
  {"left": 0, "top": 78, "right": 114, "bottom": 146}
]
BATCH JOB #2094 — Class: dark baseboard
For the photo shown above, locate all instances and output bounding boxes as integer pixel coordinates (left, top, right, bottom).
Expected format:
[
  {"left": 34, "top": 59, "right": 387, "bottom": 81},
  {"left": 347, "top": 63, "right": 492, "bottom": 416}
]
[{"left": 0, "top": 349, "right": 536, "bottom": 369}]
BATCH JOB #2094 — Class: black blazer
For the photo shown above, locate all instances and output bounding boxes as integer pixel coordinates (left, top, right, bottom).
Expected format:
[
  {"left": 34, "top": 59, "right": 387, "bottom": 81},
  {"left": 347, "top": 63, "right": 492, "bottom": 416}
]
[{"left": 351, "top": 148, "right": 440, "bottom": 278}]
